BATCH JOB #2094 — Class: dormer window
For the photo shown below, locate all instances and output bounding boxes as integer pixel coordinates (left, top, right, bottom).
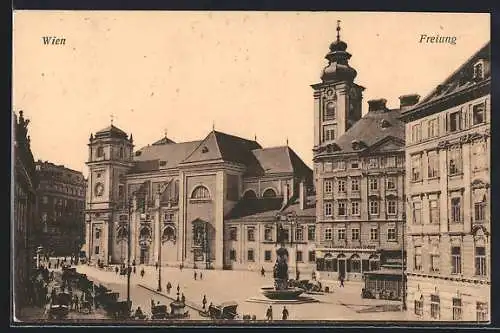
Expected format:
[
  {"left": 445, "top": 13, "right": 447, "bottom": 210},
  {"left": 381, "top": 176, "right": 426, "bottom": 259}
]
[
  {"left": 201, "top": 146, "right": 209, "bottom": 153},
  {"left": 97, "top": 146, "right": 104, "bottom": 157},
  {"left": 380, "top": 119, "right": 391, "bottom": 128},
  {"left": 159, "top": 160, "right": 167, "bottom": 167},
  {"left": 135, "top": 151, "right": 142, "bottom": 156},
  {"left": 473, "top": 60, "right": 484, "bottom": 80}
]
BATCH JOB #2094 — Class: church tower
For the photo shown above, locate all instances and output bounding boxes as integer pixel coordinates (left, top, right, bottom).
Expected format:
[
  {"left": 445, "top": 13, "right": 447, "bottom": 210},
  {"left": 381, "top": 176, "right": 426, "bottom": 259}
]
[
  {"left": 312, "top": 21, "right": 364, "bottom": 155},
  {"left": 85, "top": 121, "right": 134, "bottom": 264}
]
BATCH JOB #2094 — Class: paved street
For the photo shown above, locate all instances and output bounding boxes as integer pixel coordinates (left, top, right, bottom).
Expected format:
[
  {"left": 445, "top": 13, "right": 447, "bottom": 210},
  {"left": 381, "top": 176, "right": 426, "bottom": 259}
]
[{"left": 76, "top": 264, "right": 417, "bottom": 321}]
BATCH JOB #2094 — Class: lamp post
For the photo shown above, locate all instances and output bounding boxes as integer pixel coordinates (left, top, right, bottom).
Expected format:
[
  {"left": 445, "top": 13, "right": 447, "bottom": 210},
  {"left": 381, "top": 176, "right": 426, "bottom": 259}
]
[
  {"left": 157, "top": 191, "right": 162, "bottom": 292},
  {"left": 401, "top": 211, "right": 407, "bottom": 311},
  {"left": 127, "top": 197, "right": 132, "bottom": 309}
]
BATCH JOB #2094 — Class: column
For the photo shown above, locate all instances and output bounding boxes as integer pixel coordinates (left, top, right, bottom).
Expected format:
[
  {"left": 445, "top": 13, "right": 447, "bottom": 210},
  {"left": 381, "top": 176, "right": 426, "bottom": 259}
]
[
  {"left": 177, "top": 172, "right": 185, "bottom": 263},
  {"left": 154, "top": 193, "right": 161, "bottom": 264},
  {"left": 215, "top": 171, "right": 225, "bottom": 269},
  {"left": 439, "top": 148, "right": 449, "bottom": 233},
  {"left": 103, "top": 220, "right": 109, "bottom": 264},
  {"left": 462, "top": 143, "right": 472, "bottom": 233},
  {"left": 313, "top": 89, "right": 321, "bottom": 147},
  {"left": 85, "top": 219, "right": 91, "bottom": 257},
  {"left": 131, "top": 198, "right": 137, "bottom": 262}
]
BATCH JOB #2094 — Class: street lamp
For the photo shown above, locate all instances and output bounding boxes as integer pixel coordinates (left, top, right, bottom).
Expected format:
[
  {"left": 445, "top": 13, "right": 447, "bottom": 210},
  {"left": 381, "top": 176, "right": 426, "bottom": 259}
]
[
  {"left": 127, "top": 196, "right": 133, "bottom": 309},
  {"left": 401, "top": 210, "right": 407, "bottom": 311},
  {"left": 157, "top": 190, "right": 162, "bottom": 292},
  {"left": 275, "top": 211, "right": 298, "bottom": 280}
]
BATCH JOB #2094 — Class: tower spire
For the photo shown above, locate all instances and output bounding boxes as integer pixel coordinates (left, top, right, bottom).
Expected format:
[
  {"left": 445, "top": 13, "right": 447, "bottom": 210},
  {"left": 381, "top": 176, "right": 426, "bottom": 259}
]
[
  {"left": 110, "top": 114, "right": 114, "bottom": 125},
  {"left": 164, "top": 128, "right": 168, "bottom": 139},
  {"left": 336, "top": 20, "right": 341, "bottom": 42}
]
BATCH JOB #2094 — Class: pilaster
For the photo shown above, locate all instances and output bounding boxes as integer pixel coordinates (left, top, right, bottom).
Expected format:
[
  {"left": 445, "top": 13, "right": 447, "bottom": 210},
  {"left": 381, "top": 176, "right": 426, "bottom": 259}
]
[{"left": 215, "top": 171, "right": 225, "bottom": 269}]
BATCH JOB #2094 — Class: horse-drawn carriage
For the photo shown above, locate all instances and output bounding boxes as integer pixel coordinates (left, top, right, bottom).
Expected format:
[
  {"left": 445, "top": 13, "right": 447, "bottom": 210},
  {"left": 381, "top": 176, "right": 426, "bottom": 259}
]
[
  {"left": 151, "top": 303, "right": 190, "bottom": 320},
  {"left": 204, "top": 301, "right": 238, "bottom": 320},
  {"left": 47, "top": 292, "right": 71, "bottom": 320},
  {"left": 289, "top": 279, "right": 322, "bottom": 293}
]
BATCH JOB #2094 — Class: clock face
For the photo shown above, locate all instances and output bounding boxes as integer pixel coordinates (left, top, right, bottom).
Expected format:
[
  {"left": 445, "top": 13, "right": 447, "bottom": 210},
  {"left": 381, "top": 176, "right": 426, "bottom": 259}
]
[{"left": 95, "top": 182, "right": 104, "bottom": 196}]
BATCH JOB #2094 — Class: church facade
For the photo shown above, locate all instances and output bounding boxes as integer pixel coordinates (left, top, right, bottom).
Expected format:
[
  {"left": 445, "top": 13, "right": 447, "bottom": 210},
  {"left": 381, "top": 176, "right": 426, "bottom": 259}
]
[{"left": 84, "top": 127, "right": 313, "bottom": 270}]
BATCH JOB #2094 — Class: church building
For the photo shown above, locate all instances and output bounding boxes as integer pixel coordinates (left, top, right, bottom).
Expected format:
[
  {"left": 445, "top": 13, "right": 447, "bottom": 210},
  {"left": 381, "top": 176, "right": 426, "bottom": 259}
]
[{"left": 84, "top": 126, "right": 313, "bottom": 270}]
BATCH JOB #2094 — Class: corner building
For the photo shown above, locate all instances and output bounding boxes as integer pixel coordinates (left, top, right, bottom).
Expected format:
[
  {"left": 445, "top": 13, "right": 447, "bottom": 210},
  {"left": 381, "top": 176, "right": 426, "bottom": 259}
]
[
  {"left": 84, "top": 126, "right": 312, "bottom": 270},
  {"left": 401, "top": 42, "right": 490, "bottom": 321},
  {"left": 312, "top": 27, "right": 415, "bottom": 281}
]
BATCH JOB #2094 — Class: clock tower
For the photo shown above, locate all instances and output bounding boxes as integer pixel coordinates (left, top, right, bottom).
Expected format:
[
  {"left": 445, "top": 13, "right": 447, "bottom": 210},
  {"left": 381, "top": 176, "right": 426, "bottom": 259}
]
[
  {"left": 311, "top": 21, "right": 364, "bottom": 155},
  {"left": 85, "top": 122, "right": 134, "bottom": 264}
]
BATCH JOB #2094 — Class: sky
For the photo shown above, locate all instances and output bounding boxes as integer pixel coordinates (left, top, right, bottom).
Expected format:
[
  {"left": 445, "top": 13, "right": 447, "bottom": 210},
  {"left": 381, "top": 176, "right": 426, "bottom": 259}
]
[{"left": 13, "top": 11, "right": 490, "bottom": 174}]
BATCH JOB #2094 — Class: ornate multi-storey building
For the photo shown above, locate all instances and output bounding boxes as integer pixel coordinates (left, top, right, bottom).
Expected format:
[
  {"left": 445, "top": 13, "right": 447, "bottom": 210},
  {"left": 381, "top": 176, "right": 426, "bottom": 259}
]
[
  {"left": 311, "top": 24, "right": 418, "bottom": 281},
  {"left": 12, "top": 111, "right": 38, "bottom": 317},
  {"left": 84, "top": 125, "right": 313, "bottom": 270},
  {"left": 35, "top": 161, "right": 86, "bottom": 256},
  {"left": 401, "top": 42, "right": 490, "bottom": 321}
]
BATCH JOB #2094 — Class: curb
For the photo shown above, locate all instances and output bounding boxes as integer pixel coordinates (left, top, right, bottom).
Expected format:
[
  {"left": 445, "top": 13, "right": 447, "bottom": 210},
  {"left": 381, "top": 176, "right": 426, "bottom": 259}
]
[{"left": 137, "top": 284, "right": 206, "bottom": 313}]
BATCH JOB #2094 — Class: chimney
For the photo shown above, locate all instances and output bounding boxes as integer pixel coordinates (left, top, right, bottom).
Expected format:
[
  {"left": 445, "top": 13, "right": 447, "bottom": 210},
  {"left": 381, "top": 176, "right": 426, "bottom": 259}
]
[
  {"left": 299, "top": 181, "right": 306, "bottom": 211},
  {"left": 399, "top": 94, "right": 420, "bottom": 110},
  {"left": 368, "top": 98, "right": 388, "bottom": 112}
]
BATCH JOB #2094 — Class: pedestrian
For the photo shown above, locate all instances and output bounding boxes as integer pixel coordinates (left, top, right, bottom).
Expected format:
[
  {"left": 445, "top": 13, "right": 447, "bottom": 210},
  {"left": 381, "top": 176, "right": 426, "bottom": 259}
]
[
  {"left": 181, "top": 293, "right": 186, "bottom": 304},
  {"left": 261, "top": 267, "right": 265, "bottom": 277},
  {"left": 340, "top": 275, "right": 345, "bottom": 288},
  {"left": 296, "top": 270, "right": 300, "bottom": 281},
  {"left": 194, "top": 271, "right": 197, "bottom": 280},
  {"left": 132, "top": 259, "right": 136, "bottom": 267},
  {"left": 208, "top": 302, "right": 214, "bottom": 314},
  {"left": 282, "top": 306, "right": 289, "bottom": 320},
  {"left": 200, "top": 272, "right": 203, "bottom": 280},
  {"left": 266, "top": 305, "right": 273, "bottom": 321},
  {"left": 115, "top": 266, "right": 119, "bottom": 274},
  {"left": 312, "top": 271, "right": 316, "bottom": 281},
  {"left": 155, "top": 262, "right": 158, "bottom": 271},
  {"left": 48, "top": 261, "right": 52, "bottom": 269},
  {"left": 141, "top": 268, "right": 145, "bottom": 278},
  {"left": 151, "top": 299, "right": 155, "bottom": 310},
  {"left": 133, "top": 266, "right": 136, "bottom": 274},
  {"left": 202, "top": 295, "right": 207, "bottom": 310}
]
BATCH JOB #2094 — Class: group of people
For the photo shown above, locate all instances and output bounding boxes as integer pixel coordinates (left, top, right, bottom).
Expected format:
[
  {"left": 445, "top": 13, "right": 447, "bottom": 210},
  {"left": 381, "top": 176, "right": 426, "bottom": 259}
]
[{"left": 266, "top": 305, "right": 289, "bottom": 320}]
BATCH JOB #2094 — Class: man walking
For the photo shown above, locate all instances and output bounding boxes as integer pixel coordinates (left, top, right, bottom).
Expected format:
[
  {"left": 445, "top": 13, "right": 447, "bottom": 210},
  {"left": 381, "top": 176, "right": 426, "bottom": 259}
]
[
  {"left": 266, "top": 305, "right": 273, "bottom": 321},
  {"left": 261, "top": 267, "right": 265, "bottom": 277},
  {"left": 194, "top": 271, "right": 197, "bottom": 280},
  {"left": 166, "top": 282, "right": 172, "bottom": 294},
  {"left": 339, "top": 275, "right": 345, "bottom": 288},
  {"left": 140, "top": 268, "right": 145, "bottom": 278},
  {"left": 202, "top": 295, "right": 207, "bottom": 310},
  {"left": 200, "top": 272, "right": 203, "bottom": 280},
  {"left": 155, "top": 262, "right": 158, "bottom": 271},
  {"left": 282, "top": 306, "right": 289, "bottom": 320}
]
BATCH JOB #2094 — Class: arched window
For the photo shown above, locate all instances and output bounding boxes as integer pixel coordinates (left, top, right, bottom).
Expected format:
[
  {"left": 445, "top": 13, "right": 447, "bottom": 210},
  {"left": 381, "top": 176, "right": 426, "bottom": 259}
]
[
  {"left": 191, "top": 185, "right": 210, "bottom": 200},
  {"left": 97, "top": 146, "right": 104, "bottom": 157},
  {"left": 119, "top": 147, "right": 124, "bottom": 158},
  {"left": 262, "top": 188, "right": 277, "bottom": 198},
  {"left": 243, "top": 190, "right": 257, "bottom": 200},
  {"left": 350, "top": 254, "right": 361, "bottom": 272},
  {"left": 162, "top": 226, "right": 176, "bottom": 242},
  {"left": 117, "top": 227, "right": 128, "bottom": 239},
  {"left": 139, "top": 227, "right": 151, "bottom": 239},
  {"left": 369, "top": 254, "right": 380, "bottom": 271}
]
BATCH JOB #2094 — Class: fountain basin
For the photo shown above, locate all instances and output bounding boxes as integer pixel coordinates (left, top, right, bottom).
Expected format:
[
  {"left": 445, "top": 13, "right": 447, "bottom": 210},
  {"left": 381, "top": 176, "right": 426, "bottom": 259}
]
[{"left": 260, "top": 286, "right": 305, "bottom": 300}]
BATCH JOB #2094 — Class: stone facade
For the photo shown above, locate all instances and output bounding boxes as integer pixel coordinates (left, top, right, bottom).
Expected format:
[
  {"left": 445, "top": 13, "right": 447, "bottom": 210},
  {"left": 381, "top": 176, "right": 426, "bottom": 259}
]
[{"left": 401, "top": 42, "right": 490, "bottom": 321}]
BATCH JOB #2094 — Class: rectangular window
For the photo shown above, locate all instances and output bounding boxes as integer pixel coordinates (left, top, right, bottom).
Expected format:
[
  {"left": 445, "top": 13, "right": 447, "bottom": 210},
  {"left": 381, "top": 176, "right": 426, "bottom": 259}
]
[
  {"left": 386, "top": 156, "right": 396, "bottom": 168},
  {"left": 325, "top": 228, "right": 332, "bottom": 241},
  {"left": 451, "top": 246, "right": 461, "bottom": 274},
  {"left": 475, "top": 199, "right": 486, "bottom": 223},
  {"left": 472, "top": 140, "right": 487, "bottom": 171},
  {"left": 308, "top": 251, "right": 316, "bottom": 262},
  {"left": 324, "top": 202, "right": 333, "bottom": 217},
  {"left": 95, "top": 230, "right": 100, "bottom": 239},
  {"left": 308, "top": 226, "right": 315, "bottom": 241},
  {"left": 387, "top": 201, "right": 397, "bottom": 215},
  {"left": 296, "top": 251, "right": 303, "bottom": 262},
  {"left": 414, "top": 246, "right": 422, "bottom": 270},
  {"left": 449, "top": 111, "right": 462, "bottom": 132},
  {"left": 474, "top": 62, "right": 484, "bottom": 79},
  {"left": 369, "top": 201, "right": 379, "bottom": 215},
  {"left": 295, "top": 227, "right": 304, "bottom": 241},
  {"left": 370, "top": 227, "right": 378, "bottom": 241},
  {"left": 430, "top": 295, "right": 440, "bottom": 319},
  {"left": 337, "top": 160, "right": 346, "bottom": 170},
  {"left": 351, "top": 228, "right": 360, "bottom": 241},
  {"left": 264, "top": 250, "right": 272, "bottom": 262},
  {"left": 229, "top": 249, "right": 236, "bottom": 261},
  {"left": 449, "top": 146, "right": 463, "bottom": 175},
  {"left": 473, "top": 103, "right": 486, "bottom": 125},
  {"left": 453, "top": 298, "right": 463, "bottom": 321},
  {"left": 415, "top": 298, "right": 423, "bottom": 316},
  {"left": 475, "top": 247, "right": 486, "bottom": 276},
  {"left": 324, "top": 162, "right": 333, "bottom": 172},
  {"left": 431, "top": 254, "right": 440, "bottom": 272},
  {"left": 368, "top": 158, "right": 378, "bottom": 169},
  {"left": 387, "top": 227, "right": 396, "bottom": 241},
  {"left": 412, "top": 123, "right": 422, "bottom": 143},
  {"left": 477, "top": 302, "right": 488, "bottom": 322},
  {"left": 42, "top": 196, "right": 48, "bottom": 204},
  {"left": 338, "top": 201, "right": 347, "bottom": 216},
  {"left": 428, "top": 118, "right": 439, "bottom": 138},
  {"left": 94, "top": 246, "right": 100, "bottom": 255},
  {"left": 337, "top": 179, "right": 346, "bottom": 193},
  {"left": 247, "top": 249, "right": 255, "bottom": 262},
  {"left": 427, "top": 151, "right": 439, "bottom": 178},
  {"left": 264, "top": 227, "right": 273, "bottom": 241},
  {"left": 324, "top": 180, "right": 333, "bottom": 194},
  {"left": 229, "top": 227, "right": 237, "bottom": 241},
  {"left": 351, "top": 201, "right": 360, "bottom": 216},
  {"left": 451, "top": 197, "right": 462, "bottom": 223},
  {"left": 323, "top": 125, "right": 337, "bottom": 142},
  {"left": 413, "top": 202, "right": 422, "bottom": 224},
  {"left": 350, "top": 160, "right": 360, "bottom": 169},
  {"left": 369, "top": 178, "right": 378, "bottom": 191},
  {"left": 337, "top": 228, "right": 346, "bottom": 240},
  {"left": 429, "top": 199, "right": 439, "bottom": 224},
  {"left": 351, "top": 178, "right": 360, "bottom": 192},
  {"left": 386, "top": 177, "right": 396, "bottom": 190},
  {"left": 411, "top": 154, "right": 422, "bottom": 181}
]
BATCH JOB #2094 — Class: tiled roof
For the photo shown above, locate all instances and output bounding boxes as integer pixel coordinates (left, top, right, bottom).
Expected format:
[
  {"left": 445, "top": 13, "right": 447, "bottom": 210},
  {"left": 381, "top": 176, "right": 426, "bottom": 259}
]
[
  {"left": 94, "top": 125, "right": 128, "bottom": 139},
  {"left": 152, "top": 137, "right": 177, "bottom": 145},
  {"left": 330, "top": 108, "right": 405, "bottom": 154},
  {"left": 225, "top": 198, "right": 284, "bottom": 220},
  {"left": 250, "top": 146, "right": 312, "bottom": 177},
  {"left": 416, "top": 41, "right": 490, "bottom": 106}
]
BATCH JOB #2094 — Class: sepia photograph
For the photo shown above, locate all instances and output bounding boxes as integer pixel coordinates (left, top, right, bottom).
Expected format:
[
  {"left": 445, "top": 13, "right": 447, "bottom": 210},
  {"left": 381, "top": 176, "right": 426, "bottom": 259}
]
[{"left": 11, "top": 10, "right": 490, "bottom": 325}]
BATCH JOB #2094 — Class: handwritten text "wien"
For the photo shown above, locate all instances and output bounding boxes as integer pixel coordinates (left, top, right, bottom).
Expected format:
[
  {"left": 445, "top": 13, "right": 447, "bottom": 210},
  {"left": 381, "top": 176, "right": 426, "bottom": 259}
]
[{"left": 42, "top": 36, "right": 66, "bottom": 45}]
